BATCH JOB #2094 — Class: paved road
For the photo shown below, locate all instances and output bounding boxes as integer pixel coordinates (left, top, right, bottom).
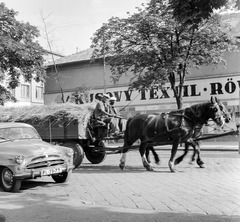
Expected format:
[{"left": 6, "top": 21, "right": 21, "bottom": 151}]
[{"left": 0, "top": 149, "right": 240, "bottom": 222}]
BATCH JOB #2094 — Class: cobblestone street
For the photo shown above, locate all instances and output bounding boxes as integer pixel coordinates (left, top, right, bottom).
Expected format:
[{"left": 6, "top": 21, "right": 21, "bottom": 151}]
[{"left": 1, "top": 149, "right": 240, "bottom": 222}]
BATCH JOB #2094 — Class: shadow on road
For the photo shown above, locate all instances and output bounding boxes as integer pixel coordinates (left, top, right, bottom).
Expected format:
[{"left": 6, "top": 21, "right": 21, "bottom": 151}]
[
  {"left": 0, "top": 192, "right": 239, "bottom": 222},
  {"left": 73, "top": 163, "right": 184, "bottom": 174},
  {"left": 0, "top": 179, "right": 65, "bottom": 193}
]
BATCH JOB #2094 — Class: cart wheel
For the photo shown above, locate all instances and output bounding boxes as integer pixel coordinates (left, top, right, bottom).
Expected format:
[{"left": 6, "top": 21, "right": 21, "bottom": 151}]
[
  {"left": 62, "top": 142, "right": 84, "bottom": 168},
  {"left": 85, "top": 140, "right": 106, "bottom": 164}
]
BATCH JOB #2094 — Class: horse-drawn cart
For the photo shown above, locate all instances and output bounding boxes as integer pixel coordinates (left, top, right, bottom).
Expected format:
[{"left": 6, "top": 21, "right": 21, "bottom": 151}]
[
  {"left": 30, "top": 116, "right": 123, "bottom": 168},
  {"left": 0, "top": 101, "right": 238, "bottom": 170},
  {"left": 0, "top": 103, "right": 126, "bottom": 168}
]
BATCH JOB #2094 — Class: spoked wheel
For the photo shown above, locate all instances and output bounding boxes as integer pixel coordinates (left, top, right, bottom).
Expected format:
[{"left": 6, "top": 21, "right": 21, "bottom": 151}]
[
  {"left": 85, "top": 140, "right": 106, "bottom": 164},
  {"left": 61, "top": 142, "right": 84, "bottom": 168},
  {"left": 52, "top": 170, "right": 72, "bottom": 183},
  {"left": 0, "top": 167, "right": 22, "bottom": 192}
]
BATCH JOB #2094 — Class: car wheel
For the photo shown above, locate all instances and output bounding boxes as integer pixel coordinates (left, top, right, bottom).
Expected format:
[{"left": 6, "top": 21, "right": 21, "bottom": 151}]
[
  {"left": 0, "top": 167, "right": 22, "bottom": 192},
  {"left": 52, "top": 170, "right": 72, "bottom": 183}
]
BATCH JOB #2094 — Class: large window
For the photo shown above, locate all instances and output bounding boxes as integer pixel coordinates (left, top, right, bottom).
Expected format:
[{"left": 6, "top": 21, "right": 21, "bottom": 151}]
[
  {"left": 35, "top": 86, "right": 43, "bottom": 100},
  {"left": 21, "top": 84, "right": 30, "bottom": 98}
]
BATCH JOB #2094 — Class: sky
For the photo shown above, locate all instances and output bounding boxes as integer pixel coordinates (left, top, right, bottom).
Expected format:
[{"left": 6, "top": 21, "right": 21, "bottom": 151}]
[{"left": 3, "top": 0, "right": 147, "bottom": 56}]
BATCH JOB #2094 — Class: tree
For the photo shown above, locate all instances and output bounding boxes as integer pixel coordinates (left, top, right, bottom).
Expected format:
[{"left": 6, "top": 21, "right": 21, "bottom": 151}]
[
  {"left": 69, "top": 84, "right": 92, "bottom": 104},
  {"left": 41, "top": 12, "right": 65, "bottom": 103},
  {"left": 0, "top": 85, "right": 16, "bottom": 105},
  {"left": 0, "top": 3, "right": 46, "bottom": 101},
  {"left": 91, "top": 0, "right": 237, "bottom": 109}
]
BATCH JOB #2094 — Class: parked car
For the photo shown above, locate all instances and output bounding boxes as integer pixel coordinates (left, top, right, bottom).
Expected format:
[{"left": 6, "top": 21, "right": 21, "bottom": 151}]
[{"left": 0, "top": 122, "right": 74, "bottom": 192}]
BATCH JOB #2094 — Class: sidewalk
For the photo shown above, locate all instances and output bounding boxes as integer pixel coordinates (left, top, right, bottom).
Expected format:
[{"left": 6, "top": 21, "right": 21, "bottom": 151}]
[{"left": 107, "top": 140, "right": 240, "bottom": 152}]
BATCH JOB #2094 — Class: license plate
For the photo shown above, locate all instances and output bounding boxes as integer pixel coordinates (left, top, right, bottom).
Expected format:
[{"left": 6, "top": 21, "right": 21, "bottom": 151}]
[{"left": 41, "top": 168, "right": 62, "bottom": 176}]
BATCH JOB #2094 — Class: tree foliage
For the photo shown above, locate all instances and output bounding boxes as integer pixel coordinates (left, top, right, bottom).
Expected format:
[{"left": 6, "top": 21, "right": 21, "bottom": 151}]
[
  {"left": 168, "top": 0, "right": 228, "bottom": 27},
  {"left": 0, "top": 3, "right": 46, "bottom": 90},
  {"left": 70, "top": 84, "right": 92, "bottom": 104},
  {"left": 91, "top": 0, "right": 238, "bottom": 109}
]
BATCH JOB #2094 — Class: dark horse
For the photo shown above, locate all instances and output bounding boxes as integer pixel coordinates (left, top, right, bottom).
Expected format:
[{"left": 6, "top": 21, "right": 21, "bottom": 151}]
[
  {"left": 146, "top": 100, "right": 231, "bottom": 168},
  {"left": 119, "top": 97, "right": 225, "bottom": 172}
]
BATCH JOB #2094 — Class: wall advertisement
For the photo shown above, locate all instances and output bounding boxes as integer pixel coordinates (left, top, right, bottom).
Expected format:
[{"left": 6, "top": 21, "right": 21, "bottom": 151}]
[
  {"left": 47, "top": 75, "right": 240, "bottom": 109},
  {"left": 89, "top": 76, "right": 240, "bottom": 107}
]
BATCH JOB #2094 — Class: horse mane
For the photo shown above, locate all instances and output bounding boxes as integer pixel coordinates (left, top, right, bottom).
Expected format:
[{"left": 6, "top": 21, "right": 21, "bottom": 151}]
[
  {"left": 164, "top": 101, "right": 212, "bottom": 125},
  {"left": 184, "top": 101, "right": 212, "bottom": 124}
]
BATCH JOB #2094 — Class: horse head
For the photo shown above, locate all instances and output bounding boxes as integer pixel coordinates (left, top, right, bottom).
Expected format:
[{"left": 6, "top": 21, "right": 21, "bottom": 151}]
[
  {"left": 218, "top": 101, "right": 231, "bottom": 123},
  {"left": 208, "top": 96, "right": 225, "bottom": 127}
]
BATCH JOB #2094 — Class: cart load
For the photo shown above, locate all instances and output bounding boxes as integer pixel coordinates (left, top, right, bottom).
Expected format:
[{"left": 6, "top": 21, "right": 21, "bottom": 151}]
[{"left": 0, "top": 102, "right": 98, "bottom": 167}]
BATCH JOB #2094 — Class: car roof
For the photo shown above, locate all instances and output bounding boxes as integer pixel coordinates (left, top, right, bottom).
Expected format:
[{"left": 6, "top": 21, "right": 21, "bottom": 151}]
[{"left": 0, "top": 122, "right": 33, "bottom": 129}]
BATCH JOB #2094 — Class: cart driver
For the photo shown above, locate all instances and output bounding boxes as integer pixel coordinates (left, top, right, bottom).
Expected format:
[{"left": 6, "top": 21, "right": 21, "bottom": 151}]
[
  {"left": 108, "top": 96, "right": 127, "bottom": 133},
  {"left": 93, "top": 94, "right": 120, "bottom": 135}
]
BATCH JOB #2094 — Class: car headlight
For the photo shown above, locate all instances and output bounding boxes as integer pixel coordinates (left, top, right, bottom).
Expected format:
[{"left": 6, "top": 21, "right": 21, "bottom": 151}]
[
  {"left": 15, "top": 155, "right": 25, "bottom": 164},
  {"left": 66, "top": 148, "right": 74, "bottom": 157}
]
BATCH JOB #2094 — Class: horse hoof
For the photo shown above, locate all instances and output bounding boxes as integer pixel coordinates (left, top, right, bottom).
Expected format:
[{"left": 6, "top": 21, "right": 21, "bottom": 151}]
[
  {"left": 155, "top": 161, "right": 160, "bottom": 165},
  {"left": 174, "top": 159, "right": 180, "bottom": 165},
  {"left": 168, "top": 161, "right": 176, "bottom": 173},
  {"left": 119, "top": 163, "right": 125, "bottom": 170},
  {"left": 189, "top": 161, "right": 194, "bottom": 165},
  {"left": 146, "top": 166, "right": 154, "bottom": 171},
  {"left": 199, "top": 164, "right": 206, "bottom": 168}
]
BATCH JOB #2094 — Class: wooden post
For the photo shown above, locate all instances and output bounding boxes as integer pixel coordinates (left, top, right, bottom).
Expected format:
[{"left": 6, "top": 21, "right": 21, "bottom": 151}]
[{"left": 49, "top": 119, "right": 52, "bottom": 144}]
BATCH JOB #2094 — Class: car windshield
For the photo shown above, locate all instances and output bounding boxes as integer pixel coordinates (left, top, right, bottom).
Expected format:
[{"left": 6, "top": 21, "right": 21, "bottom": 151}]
[{"left": 0, "top": 127, "right": 41, "bottom": 141}]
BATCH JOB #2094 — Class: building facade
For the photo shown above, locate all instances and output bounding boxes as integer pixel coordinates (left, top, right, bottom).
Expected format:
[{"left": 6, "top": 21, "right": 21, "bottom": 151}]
[
  {"left": 3, "top": 75, "right": 44, "bottom": 107},
  {"left": 44, "top": 12, "right": 240, "bottom": 135},
  {"left": 2, "top": 50, "right": 64, "bottom": 107},
  {"left": 45, "top": 50, "right": 240, "bottom": 109}
]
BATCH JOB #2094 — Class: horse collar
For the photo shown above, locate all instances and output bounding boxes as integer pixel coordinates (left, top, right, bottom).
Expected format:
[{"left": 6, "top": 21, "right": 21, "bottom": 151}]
[{"left": 186, "top": 107, "right": 208, "bottom": 125}]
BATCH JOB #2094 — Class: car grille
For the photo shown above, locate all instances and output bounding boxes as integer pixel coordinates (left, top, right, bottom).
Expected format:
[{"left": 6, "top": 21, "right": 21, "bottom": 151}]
[{"left": 27, "top": 154, "right": 65, "bottom": 169}]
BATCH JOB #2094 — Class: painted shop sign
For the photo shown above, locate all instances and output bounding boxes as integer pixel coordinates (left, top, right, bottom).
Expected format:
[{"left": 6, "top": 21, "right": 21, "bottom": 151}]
[
  {"left": 51, "top": 76, "right": 240, "bottom": 106},
  {"left": 90, "top": 76, "right": 240, "bottom": 106}
]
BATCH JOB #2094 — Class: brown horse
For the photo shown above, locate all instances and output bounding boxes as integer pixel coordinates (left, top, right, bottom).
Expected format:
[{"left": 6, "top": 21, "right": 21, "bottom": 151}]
[
  {"left": 146, "top": 100, "right": 232, "bottom": 168},
  {"left": 119, "top": 97, "right": 225, "bottom": 172}
]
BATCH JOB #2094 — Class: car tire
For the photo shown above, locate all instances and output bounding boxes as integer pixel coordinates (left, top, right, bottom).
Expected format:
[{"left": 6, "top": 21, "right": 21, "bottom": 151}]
[
  {"left": 52, "top": 170, "right": 72, "bottom": 183},
  {"left": 0, "top": 167, "right": 22, "bottom": 192}
]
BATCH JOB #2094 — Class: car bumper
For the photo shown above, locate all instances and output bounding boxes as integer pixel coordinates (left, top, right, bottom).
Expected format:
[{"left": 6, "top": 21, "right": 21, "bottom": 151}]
[{"left": 13, "top": 164, "right": 75, "bottom": 180}]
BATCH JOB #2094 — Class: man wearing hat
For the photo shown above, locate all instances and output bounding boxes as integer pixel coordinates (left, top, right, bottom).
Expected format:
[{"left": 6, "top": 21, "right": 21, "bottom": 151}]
[
  {"left": 108, "top": 96, "right": 127, "bottom": 133},
  {"left": 93, "top": 94, "right": 120, "bottom": 135}
]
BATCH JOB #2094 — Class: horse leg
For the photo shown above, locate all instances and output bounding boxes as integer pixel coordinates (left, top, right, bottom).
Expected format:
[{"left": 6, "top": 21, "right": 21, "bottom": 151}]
[
  {"left": 174, "top": 142, "right": 190, "bottom": 165},
  {"left": 149, "top": 146, "right": 160, "bottom": 164},
  {"left": 191, "top": 147, "right": 196, "bottom": 163},
  {"left": 119, "top": 152, "right": 127, "bottom": 170},
  {"left": 194, "top": 141, "right": 205, "bottom": 168},
  {"left": 140, "top": 141, "right": 153, "bottom": 171},
  {"left": 168, "top": 140, "right": 180, "bottom": 173},
  {"left": 146, "top": 145, "right": 160, "bottom": 164},
  {"left": 119, "top": 139, "right": 134, "bottom": 170},
  {"left": 145, "top": 146, "right": 151, "bottom": 163}
]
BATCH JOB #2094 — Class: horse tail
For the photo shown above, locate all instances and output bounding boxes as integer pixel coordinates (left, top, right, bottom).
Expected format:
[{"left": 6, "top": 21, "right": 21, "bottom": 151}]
[
  {"left": 124, "top": 117, "right": 132, "bottom": 143},
  {"left": 117, "top": 117, "right": 133, "bottom": 154}
]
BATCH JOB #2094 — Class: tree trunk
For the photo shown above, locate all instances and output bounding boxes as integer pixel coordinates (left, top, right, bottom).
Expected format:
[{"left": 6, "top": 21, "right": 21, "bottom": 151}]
[
  {"left": 168, "top": 72, "right": 183, "bottom": 110},
  {"left": 176, "top": 95, "right": 183, "bottom": 109}
]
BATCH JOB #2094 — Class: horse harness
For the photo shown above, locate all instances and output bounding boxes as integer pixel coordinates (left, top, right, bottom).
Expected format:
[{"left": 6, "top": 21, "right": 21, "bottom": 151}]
[{"left": 153, "top": 108, "right": 204, "bottom": 142}]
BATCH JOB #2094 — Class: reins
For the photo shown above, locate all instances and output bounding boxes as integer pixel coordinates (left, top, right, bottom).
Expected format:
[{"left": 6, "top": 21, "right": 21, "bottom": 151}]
[{"left": 146, "top": 103, "right": 215, "bottom": 143}]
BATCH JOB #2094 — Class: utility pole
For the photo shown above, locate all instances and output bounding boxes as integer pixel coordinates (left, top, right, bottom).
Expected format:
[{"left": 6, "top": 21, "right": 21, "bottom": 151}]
[{"left": 102, "top": 26, "right": 107, "bottom": 93}]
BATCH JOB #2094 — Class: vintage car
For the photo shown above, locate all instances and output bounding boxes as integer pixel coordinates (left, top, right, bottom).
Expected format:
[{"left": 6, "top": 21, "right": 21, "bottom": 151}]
[{"left": 0, "top": 122, "right": 74, "bottom": 192}]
